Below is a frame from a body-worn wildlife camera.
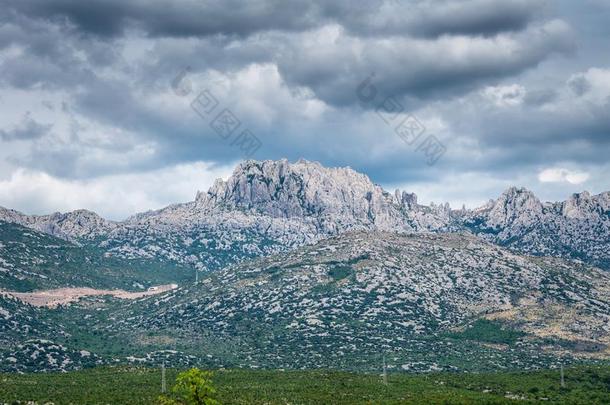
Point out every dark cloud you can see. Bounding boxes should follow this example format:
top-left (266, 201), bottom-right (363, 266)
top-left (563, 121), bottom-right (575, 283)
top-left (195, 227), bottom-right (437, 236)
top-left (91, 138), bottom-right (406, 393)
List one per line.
top-left (0, 113), bottom-right (52, 141)
top-left (6, 0), bottom-right (323, 38)
top-left (407, 0), bottom-right (543, 38)
top-left (277, 20), bottom-right (574, 107)
top-left (335, 0), bottom-right (546, 39)
top-left (0, 10), bottom-right (115, 90)
top-left (5, 0), bottom-right (546, 40)
top-left (0, 0), bottom-right (572, 104)
top-left (0, 0), bottom-right (608, 215)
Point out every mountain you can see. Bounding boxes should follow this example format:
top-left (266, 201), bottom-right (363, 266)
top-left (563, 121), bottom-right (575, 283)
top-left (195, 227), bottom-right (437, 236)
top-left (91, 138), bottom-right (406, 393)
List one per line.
top-left (462, 187), bottom-right (610, 269)
top-left (1, 159), bottom-right (609, 372)
top-left (0, 159), bottom-right (608, 272)
top-left (77, 231), bottom-right (610, 372)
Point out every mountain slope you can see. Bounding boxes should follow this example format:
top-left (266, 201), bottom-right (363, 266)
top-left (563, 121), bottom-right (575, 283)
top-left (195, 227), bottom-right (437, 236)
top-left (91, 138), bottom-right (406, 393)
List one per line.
top-left (92, 231), bottom-right (609, 371)
top-left (0, 221), bottom-right (193, 291)
top-left (0, 293), bottom-right (50, 345)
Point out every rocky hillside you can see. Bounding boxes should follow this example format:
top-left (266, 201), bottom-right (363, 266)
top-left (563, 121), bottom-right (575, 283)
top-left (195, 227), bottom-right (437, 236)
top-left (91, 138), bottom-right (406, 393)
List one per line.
top-left (1, 159), bottom-right (608, 271)
top-left (0, 295), bottom-right (104, 373)
top-left (0, 294), bottom-right (50, 345)
top-left (91, 231), bottom-right (609, 372)
top-left (0, 207), bottom-right (116, 241)
top-left (0, 221), bottom-right (193, 291)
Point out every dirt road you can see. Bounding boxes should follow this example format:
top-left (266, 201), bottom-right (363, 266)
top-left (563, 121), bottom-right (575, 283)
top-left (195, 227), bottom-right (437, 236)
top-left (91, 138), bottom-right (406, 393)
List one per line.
top-left (0, 284), bottom-right (178, 308)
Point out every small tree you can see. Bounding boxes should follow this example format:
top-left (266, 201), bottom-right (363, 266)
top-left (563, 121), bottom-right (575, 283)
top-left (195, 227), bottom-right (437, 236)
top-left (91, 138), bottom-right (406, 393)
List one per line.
top-left (158, 368), bottom-right (219, 405)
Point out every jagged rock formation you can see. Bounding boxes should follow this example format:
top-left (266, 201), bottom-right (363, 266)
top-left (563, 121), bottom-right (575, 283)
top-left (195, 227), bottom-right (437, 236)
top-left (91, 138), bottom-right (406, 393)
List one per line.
top-left (1, 159), bottom-right (609, 270)
top-left (74, 159), bottom-right (456, 270)
top-left (461, 187), bottom-right (610, 269)
top-left (197, 159), bottom-right (425, 232)
top-left (125, 159), bottom-right (454, 233)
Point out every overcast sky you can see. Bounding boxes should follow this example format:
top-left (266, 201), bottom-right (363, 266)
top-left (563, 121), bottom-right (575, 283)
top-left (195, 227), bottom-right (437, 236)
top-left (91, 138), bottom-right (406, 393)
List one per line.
top-left (0, 0), bottom-right (609, 220)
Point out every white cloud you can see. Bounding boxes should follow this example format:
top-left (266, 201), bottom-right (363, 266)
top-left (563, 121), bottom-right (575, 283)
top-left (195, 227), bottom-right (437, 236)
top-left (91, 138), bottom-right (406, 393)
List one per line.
top-left (0, 161), bottom-right (235, 220)
top-left (538, 167), bottom-right (590, 184)
top-left (481, 84), bottom-right (526, 106)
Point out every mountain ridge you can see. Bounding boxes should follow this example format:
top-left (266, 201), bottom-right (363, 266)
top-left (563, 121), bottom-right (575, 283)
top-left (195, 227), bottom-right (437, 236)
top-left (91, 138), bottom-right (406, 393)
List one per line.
top-left (1, 159), bottom-right (608, 270)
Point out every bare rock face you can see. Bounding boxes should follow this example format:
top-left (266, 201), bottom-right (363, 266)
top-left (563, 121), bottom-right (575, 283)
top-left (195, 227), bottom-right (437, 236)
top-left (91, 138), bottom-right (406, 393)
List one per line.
top-left (559, 191), bottom-right (610, 220)
top-left (485, 187), bottom-right (544, 229)
top-left (195, 159), bottom-right (415, 233)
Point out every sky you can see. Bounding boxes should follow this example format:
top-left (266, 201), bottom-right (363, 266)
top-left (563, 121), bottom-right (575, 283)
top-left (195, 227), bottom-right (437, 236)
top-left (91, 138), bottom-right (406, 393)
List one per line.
top-left (0, 0), bottom-right (609, 220)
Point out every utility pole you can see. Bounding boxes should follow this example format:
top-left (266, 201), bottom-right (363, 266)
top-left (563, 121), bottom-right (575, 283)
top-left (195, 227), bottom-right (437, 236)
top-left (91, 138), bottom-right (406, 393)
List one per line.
top-left (161, 361), bottom-right (167, 393)
top-left (560, 363), bottom-right (565, 388)
top-left (195, 268), bottom-right (199, 284)
top-left (382, 354), bottom-right (388, 386)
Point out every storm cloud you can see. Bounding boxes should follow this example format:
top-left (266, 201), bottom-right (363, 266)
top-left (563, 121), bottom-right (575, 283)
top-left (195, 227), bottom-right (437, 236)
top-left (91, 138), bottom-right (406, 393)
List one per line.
top-left (0, 0), bottom-right (608, 219)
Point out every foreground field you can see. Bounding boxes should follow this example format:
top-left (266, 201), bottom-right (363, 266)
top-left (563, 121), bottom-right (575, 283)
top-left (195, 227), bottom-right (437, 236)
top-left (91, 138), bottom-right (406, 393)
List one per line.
top-left (1, 366), bottom-right (609, 404)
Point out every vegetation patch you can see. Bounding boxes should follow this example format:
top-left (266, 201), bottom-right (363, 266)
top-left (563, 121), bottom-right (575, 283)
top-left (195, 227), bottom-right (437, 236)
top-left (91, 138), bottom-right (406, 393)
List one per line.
top-left (446, 319), bottom-right (526, 344)
top-left (1, 365), bottom-right (610, 404)
top-left (328, 265), bottom-right (353, 281)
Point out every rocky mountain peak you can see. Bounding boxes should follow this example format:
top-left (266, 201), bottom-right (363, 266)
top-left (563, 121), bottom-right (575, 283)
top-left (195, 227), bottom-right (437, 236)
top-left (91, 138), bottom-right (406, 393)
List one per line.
top-left (485, 186), bottom-right (543, 229)
top-left (0, 207), bottom-right (115, 240)
top-left (49, 209), bottom-right (116, 237)
top-left (560, 190), bottom-right (610, 219)
top-left (195, 159), bottom-right (413, 232)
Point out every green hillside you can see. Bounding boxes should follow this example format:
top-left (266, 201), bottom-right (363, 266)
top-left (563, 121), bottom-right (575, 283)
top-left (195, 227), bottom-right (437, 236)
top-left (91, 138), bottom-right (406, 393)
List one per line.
top-left (0, 221), bottom-right (194, 292)
top-left (86, 232), bottom-right (608, 372)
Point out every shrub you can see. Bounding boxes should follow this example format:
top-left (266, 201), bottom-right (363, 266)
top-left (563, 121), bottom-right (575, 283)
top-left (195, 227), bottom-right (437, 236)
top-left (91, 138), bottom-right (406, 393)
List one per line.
top-left (158, 368), bottom-right (219, 405)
